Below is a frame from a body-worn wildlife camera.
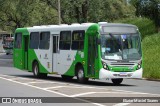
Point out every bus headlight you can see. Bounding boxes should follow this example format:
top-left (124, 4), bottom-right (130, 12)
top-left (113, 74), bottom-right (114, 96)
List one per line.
top-left (102, 61), bottom-right (109, 70)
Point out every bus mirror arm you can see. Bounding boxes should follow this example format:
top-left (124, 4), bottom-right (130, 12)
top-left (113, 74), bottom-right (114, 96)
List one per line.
top-left (97, 38), bottom-right (101, 45)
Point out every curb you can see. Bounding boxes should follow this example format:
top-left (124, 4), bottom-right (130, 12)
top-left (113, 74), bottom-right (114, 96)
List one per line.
top-left (134, 78), bottom-right (160, 82)
top-left (142, 78), bottom-right (160, 82)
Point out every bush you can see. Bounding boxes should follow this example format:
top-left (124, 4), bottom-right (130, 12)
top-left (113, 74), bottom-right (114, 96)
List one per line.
top-left (114, 17), bottom-right (157, 39)
top-left (142, 33), bottom-right (160, 79)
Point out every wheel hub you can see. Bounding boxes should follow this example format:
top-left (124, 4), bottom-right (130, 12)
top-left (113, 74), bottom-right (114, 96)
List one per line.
top-left (34, 65), bottom-right (38, 75)
top-left (78, 69), bottom-right (84, 79)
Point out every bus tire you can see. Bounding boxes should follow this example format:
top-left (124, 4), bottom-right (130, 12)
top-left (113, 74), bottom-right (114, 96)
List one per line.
top-left (77, 66), bottom-right (88, 83)
top-left (111, 78), bottom-right (123, 85)
top-left (61, 75), bottom-right (73, 80)
top-left (33, 61), bottom-right (47, 78)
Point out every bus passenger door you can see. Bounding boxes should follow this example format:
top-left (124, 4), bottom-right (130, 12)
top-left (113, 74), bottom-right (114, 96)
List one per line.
top-left (24, 36), bottom-right (29, 69)
top-left (14, 33), bottom-right (23, 69)
top-left (52, 35), bottom-right (58, 72)
top-left (87, 35), bottom-right (96, 77)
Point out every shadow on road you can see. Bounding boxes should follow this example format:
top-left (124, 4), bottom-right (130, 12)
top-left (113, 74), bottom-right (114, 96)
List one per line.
top-left (10, 74), bottom-right (135, 87)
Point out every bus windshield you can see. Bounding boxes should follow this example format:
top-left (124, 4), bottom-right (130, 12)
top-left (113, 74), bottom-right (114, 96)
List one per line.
top-left (101, 33), bottom-right (142, 60)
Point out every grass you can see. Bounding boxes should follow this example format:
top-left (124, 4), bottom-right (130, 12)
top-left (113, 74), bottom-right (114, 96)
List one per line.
top-left (142, 33), bottom-right (160, 79)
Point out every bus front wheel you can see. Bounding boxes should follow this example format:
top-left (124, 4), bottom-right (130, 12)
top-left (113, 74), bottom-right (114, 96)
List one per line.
top-left (111, 78), bottom-right (123, 85)
top-left (33, 62), bottom-right (47, 78)
top-left (77, 66), bottom-right (88, 83)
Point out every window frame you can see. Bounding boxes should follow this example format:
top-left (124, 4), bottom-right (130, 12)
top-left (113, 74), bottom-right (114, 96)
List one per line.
top-left (71, 30), bottom-right (85, 50)
top-left (29, 32), bottom-right (40, 49)
top-left (59, 31), bottom-right (71, 50)
top-left (39, 32), bottom-right (50, 50)
top-left (14, 33), bottom-right (22, 49)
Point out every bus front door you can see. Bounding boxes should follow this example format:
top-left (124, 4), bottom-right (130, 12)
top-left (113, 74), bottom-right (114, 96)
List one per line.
top-left (24, 36), bottom-right (29, 69)
top-left (87, 35), bottom-right (96, 77)
top-left (52, 35), bottom-right (58, 72)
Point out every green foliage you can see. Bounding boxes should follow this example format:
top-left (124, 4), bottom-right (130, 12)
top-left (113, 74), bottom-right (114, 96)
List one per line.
top-left (102, 0), bottom-right (135, 22)
top-left (0, 0), bottom-right (58, 32)
top-left (43, 0), bottom-right (135, 24)
top-left (0, 0), bottom-right (136, 31)
top-left (142, 33), bottom-right (160, 79)
top-left (115, 17), bottom-right (157, 39)
top-left (130, 0), bottom-right (160, 29)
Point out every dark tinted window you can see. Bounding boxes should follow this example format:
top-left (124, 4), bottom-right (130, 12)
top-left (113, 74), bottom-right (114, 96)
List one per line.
top-left (71, 30), bottom-right (85, 50)
top-left (39, 32), bottom-right (50, 49)
top-left (14, 33), bottom-right (22, 49)
top-left (53, 36), bottom-right (58, 53)
top-left (29, 32), bottom-right (39, 49)
top-left (59, 31), bottom-right (71, 50)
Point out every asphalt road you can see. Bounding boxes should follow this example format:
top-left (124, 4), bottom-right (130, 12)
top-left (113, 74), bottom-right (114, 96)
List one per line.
top-left (0, 53), bottom-right (160, 106)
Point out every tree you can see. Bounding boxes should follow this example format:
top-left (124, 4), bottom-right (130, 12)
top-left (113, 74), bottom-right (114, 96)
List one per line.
top-left (0, 0), bottom-right (136, 31)
top-left (43, 0), bottom-right (135, 24)
top-left (130, 0), bottom-right (160, 32)
top-left (0, 0), bottom-right (58, 32)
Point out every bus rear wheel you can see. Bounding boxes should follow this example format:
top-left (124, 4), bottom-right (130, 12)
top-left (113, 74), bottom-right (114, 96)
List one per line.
top-left (33, 61), bottom-right (47, 78)
top-left (111, 78), bottom-right (123, 85)
top-left (77, 66), bottom-right (88, 83)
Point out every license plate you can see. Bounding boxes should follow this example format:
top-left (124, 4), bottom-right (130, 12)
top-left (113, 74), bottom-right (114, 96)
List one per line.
top-left (119, 72), bottom-right (127, 75)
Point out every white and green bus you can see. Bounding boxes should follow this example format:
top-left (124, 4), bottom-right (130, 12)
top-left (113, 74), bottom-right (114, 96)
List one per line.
top-left (13, 22), bottom-right (142, 85)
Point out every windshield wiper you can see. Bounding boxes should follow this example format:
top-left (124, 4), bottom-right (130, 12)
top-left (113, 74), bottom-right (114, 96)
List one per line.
top-left (109, 33), bottom-right (123, 59)
top-left (109, 33), bottom-right (121, 45)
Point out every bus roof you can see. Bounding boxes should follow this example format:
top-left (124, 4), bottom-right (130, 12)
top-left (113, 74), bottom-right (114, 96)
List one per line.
top-left (15, 22), bottom-right (139, 34)
top-left (27, 23), bottom-right (96, 30)
top-left (99, 23), bottom-right (137, 28)
top-left (99, 23), bottom-right (138, 34)
top-left (15, 23), bottom-right (98, 34)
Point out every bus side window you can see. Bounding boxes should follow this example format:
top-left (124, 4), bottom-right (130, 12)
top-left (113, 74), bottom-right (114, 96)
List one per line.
top-left (39, 32), bottom-right (50, 50)
top-left (71, 30), bottom-right (85, 50)
top-left (59, 31), bottom-right (71, 50)
top-left (29, 32), bottom-right (39, 49)
top-left (14, 33), bottom-right (22, 49)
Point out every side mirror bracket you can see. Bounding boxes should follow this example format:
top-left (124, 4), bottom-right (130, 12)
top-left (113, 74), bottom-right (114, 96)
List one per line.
top-left (97, 38), bottom-right (101, 45)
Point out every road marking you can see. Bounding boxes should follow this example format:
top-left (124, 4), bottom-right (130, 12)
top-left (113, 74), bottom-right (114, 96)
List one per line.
top-left (68, 86), bottom-right (94, 88)
top-left (69, 91), bottom-right (157, 97)
top-left (26, 81), bottom-right (57, 84)
top-left (113, 103), bottom-right (130, 106)
top-left (43, 86), bottom-right (65, 90)
top-left (70, 92), bottom-right (96, 97)
top-left (0, 76), bottom-right (69, 97)
top-left (1, 74), bottom-right (160, 97)
top-left (43, 86), bottom-right (96, 90)
top-left (0, 75), bottom-right (106, 106)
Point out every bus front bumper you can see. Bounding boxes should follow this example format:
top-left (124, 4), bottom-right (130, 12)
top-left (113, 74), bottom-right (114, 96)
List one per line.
top-left (99, 68), bottom-right (143, 79)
